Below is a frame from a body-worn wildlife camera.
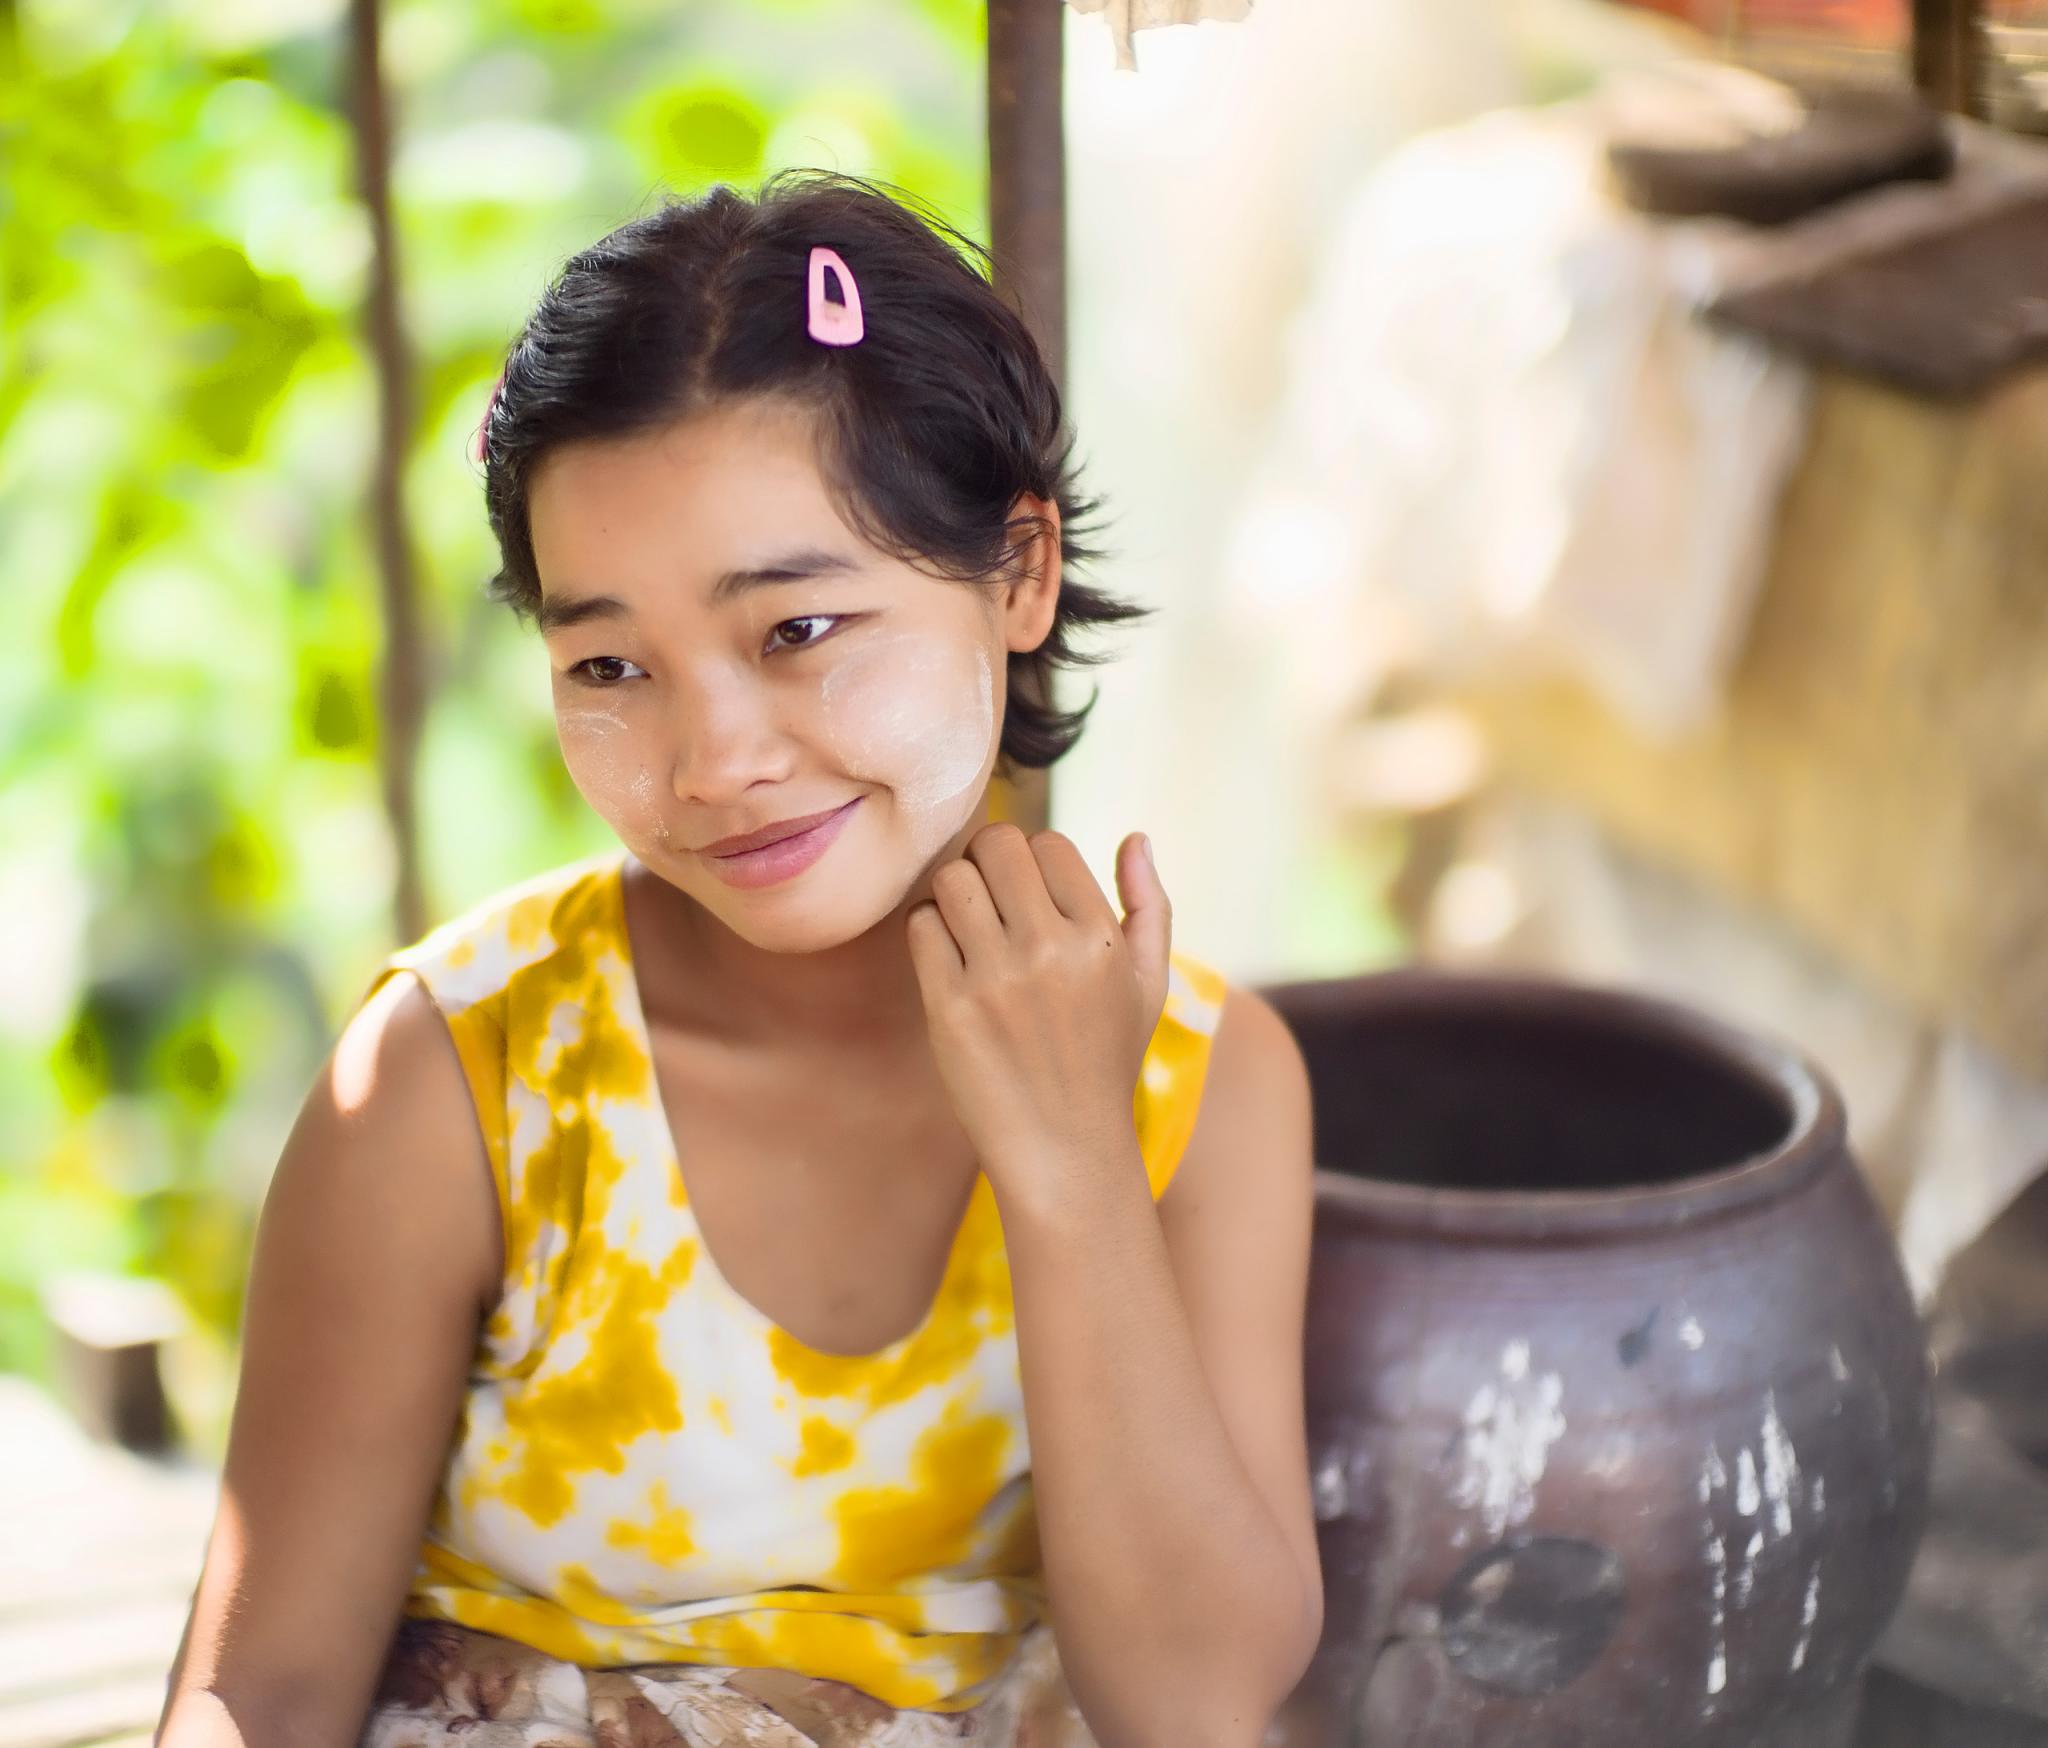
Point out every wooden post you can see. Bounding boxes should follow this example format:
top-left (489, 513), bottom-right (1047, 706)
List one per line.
top-left (348, 0), bottom-right (431, 944)
top-left (987, 0), bottom-right (1066, 838)
top-left (1913, 0), bottom-right (1986, 116)
top-left (41, 1272), bottom-right (186, 1455)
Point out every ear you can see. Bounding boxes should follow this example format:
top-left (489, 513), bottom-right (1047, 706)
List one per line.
top-left (1000, 493), bottom-right (1062, 656)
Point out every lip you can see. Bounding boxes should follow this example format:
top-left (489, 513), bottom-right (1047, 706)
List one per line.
top-left (699, 798), bottom-right (861, 890)
top-left (699, 802), bottom-right (858, 859)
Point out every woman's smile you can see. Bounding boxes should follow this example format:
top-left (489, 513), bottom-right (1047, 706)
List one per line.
top-left (698, 796), bottom-right (863, 890)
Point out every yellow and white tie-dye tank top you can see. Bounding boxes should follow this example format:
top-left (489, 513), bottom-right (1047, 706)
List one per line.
top-left (354, 847), bottom-right (1229, 1712)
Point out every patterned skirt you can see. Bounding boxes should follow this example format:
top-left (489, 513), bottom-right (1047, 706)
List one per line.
top-left (358, 1617), bottom-right (1096, 1748)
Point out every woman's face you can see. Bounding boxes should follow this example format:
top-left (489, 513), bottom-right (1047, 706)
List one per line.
top-left (527, 396), bottom-right (1051, 954)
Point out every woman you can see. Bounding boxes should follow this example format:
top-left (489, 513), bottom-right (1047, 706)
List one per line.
top-left (156, 169), bottom-right (1321, 1748)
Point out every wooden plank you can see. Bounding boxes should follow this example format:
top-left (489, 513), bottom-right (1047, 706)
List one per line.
top-left (0, 1555), bottom-right (204, 1627)
top-left (0, 1378), bottom-right (210, 1747)
top-left (0, 1596), bottom-right (192, 1709)
top-left (0, 1676), bottom-right (174, 1748)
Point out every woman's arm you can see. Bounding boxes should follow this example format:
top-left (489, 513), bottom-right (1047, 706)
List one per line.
top-left (156, 973), bottom-right (502, 1748)
top-left (994, 985), bottom-right (1323, 1748)
top-left (905, 823), bottom-right (1321, 1748)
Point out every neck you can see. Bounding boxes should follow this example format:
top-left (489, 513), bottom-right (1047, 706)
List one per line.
top-left (629, 785), bottom-right (1004, 1054)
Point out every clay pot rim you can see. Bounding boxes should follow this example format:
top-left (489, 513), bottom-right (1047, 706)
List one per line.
top-left (1289, 966), bottom-right (1846, 1240)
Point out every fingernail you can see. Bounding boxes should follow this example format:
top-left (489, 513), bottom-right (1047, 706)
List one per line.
top-left (1139, 833), bottom-right (1154, 871)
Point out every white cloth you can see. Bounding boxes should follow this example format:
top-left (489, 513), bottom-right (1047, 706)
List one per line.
top-left (1065, 0), bottom-right (1254, 73)
top-left (1228, 78), bottom-right (1815, 740)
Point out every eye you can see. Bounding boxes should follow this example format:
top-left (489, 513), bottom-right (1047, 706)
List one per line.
top-left (567, 656), bottom-right (648, 687)
top-left (767, 614), bottom-right (849, 655)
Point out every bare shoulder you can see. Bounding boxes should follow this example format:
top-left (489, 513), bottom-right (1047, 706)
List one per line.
top-left (326, 969), bottom-right (505, 1314)
top-left (1162, 983), bottom-right (1314, 1212)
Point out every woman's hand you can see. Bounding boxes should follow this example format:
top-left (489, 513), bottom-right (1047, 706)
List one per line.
top-left (905, 823), bottom-right (1172, 1201)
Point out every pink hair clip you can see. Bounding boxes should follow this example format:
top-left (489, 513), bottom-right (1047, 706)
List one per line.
top-left (806, 246), bottom-right (864, 346)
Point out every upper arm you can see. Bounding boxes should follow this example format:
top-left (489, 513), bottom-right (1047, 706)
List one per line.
top-left (1156, 984), bottom-right (1322, 1651)
top-left (159, 971), bottom-right (502, 1745)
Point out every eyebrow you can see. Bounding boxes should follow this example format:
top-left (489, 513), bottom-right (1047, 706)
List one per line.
top-left (536, 548), bottom-right (862, 634)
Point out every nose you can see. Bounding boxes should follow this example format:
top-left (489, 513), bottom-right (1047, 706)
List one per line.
top-left (666, 665), bottom-right (794, 807)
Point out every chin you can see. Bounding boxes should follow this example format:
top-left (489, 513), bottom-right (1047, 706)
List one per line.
top-left (635, 841), bottom-right (911, 952)
top-left (725, 888), bottom-right (913, 956)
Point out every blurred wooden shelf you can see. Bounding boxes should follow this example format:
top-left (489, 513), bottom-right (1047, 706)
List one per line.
top-left (1452, 363), bottom-right (2048, 1080)
top-left (0, 1377), bottom-right (214, 1748)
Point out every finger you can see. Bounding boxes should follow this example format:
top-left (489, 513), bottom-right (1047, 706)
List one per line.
top-left (1028, 832), bottom-right (1120, 931)
top-left (1114, 832), bottom-right (1173, 1024)
top-left (905, 898), bottom-right (965, 985)
top-left (930, 856), bottom-right (1007, 963)
top-left (962, 822), bottom-right (1062, 935)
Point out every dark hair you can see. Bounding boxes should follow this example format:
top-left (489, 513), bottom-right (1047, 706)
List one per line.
top-left (479, 168), bottom-right (1151, 775)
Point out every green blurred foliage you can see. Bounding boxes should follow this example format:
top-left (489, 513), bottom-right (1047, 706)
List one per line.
top-left (0, 0), bottom-right (986, 1415)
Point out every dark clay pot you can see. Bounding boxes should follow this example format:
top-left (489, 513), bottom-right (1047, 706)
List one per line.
top-left (1258, 969), bottom-right (1933, 1748)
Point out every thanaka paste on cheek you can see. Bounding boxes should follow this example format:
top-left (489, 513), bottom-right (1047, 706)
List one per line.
top-left (557, 706), bottom-right (672, 852)
top-left (818, 632), bottom-right (995, 864)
